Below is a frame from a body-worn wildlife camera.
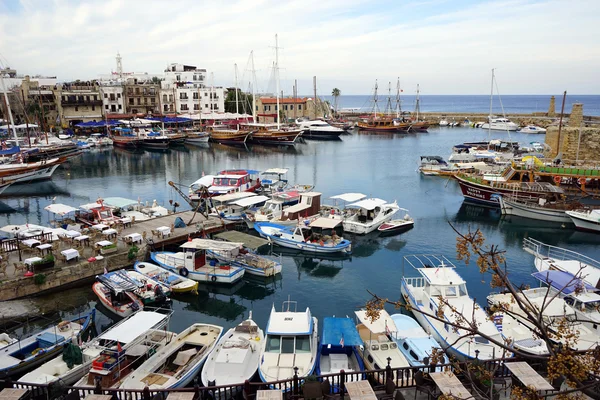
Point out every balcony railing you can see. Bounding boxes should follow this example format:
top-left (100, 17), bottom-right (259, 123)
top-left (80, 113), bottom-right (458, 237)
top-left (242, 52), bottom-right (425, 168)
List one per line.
top-left (61, 99), bottom-right (103, 106)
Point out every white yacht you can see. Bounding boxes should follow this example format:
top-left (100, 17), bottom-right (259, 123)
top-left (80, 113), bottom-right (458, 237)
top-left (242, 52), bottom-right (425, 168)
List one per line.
top-left (490, 311), bottom-right (548, 356)
top-left (258, 299), bottom-right (318, 383)
top-left (295, 119), bottom-right (344, 139)
top-left (518, 125), bottom-right (546, 134)
top-left (481, 116), bottom-right (519, 131)
top-left (209, 192), bottom-right (269, 222)
top-left (566, 209), bottom-right (600, 233)
top-left (330, 193), bottom-right (399, 234)
top-left (401, 255), bottom-right (504, 360)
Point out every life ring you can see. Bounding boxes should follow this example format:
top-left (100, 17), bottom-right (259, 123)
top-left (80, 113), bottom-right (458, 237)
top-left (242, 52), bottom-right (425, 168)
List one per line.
top-left (179, 267), bottom-right (189, 277)
top-left (211, 275), bottom-right (217, 282)
top-left (579, 178), bottom-right (586, 185)
top-left (553, 176), bottom-right (561, 184)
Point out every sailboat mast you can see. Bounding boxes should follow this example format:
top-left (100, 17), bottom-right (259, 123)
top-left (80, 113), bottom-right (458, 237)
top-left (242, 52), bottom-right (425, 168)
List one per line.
top-left (488, 68), bottom-right (494, 143)
top-left (275, 34), bottom-right (280, 129)
top-left (373, 80), bottom-right (378, 119)
top-left (293, 79), bottom-right (297, 120)
top-left (416, 84), bottom-right (420, 121)
top-left (0, 76), bottom-right (18, 142)
top-left (395, 78), bottom-right (401, 118)
top-left (234, 63), bottom-right (239, 115)
top-left (251, 51), bottom-right (257, 123)
top-left (313, 76), bottom-right (317, 120)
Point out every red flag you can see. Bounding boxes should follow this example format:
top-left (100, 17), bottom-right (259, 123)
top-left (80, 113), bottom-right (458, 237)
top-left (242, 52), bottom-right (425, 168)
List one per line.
top-left (117, 342), bottom-right (122, 352)
top-left (339, 335), bottom-right (344, 348)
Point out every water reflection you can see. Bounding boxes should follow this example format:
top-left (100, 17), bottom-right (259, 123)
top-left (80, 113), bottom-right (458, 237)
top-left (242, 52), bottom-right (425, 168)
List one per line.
top-left (177, 289), bottom-right (247, 321)
top-left (1, 181), bottom-right (69, 198)
top-left (294, 257), bottom-right (344, 279)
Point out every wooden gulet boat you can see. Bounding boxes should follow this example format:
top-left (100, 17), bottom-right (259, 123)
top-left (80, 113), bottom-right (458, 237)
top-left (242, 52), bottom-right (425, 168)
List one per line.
top-left (208, 128), bottom-right (251, 145)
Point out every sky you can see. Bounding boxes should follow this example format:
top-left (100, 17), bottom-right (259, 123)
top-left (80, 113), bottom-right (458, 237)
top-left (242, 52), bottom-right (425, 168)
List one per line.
top-left (0, 0), bottom-right (599, 95)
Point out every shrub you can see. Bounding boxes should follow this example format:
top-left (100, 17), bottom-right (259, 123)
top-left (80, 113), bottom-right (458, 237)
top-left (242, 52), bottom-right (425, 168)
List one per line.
top-left (34, 273), bottom-right (46, 285)
top-left (127, 245), bottom-right (139, 261)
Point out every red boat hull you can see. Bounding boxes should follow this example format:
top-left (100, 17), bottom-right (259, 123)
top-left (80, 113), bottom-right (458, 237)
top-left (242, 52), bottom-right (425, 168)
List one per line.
top-left (455, 175), bottom-right (552, 206)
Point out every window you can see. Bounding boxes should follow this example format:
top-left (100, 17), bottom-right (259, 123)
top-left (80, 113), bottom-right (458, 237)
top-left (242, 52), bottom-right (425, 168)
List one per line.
top-left (409, 350), bottom-right (418, 360)
top-left (263, 106), bottom-right (267, 112)
top-left (104, 93), bottom-right (108, 98)
top-left (181, 104), bottom-right (188, 111)
top-left (193, 104), bottom-right (199, 110)
top-left (135, 88), bottom-right (140, 95)
top-left (284, 105), bottom-right (288, 111)
top-left (473, 336), bottom-right (489, 344)
top-left (193, 92), bottom-right (199, 99)
top-left (137, 98), bottom-right (141, 105)
top-left (144, 98), bottom-right (148, 105)
top-left (281, 337), bottom-right (295, 354)
top-left (367, 355), bottom-right (374, 363)
top-left (151, 98), bottom-right (155, 104)
top-left (91, 105), bottom-right (95, 111)
top-left (176, 75), bottom-right (181, 81)
top-left (444, 323), bottom-right (449, 332)
top-left (111, 105), bottom-right (116, 112)
top-left (143, 88), bottom-right (147, 95)
top-left (164, 105), bottom-right (168, 112)
top-left (118, 105), bottom-right (122, 110)
top-left (75, 106), bottom-right (78, 111)
top-left (169, 95), bottom-right (173, 102)
top-left (193, 75), bottom-right (197, 81)
top-left (129, 98), bottom-right (134, 105)
top-left (298, 105), bottom-right (302, 110)
top-left (163, 94), bottom-right (167, 102)
top-left (445, 286), bottom-right (457, 297)
top-left (117, 93), bottom-right (121, 98)
top-left (110, 94), bottom-right (115, 101)
top-left (459, 284), bottom-right (467, 296)
top-left (204, 92), bottom-right (208, 97)
top-left (105, 105), bottom-right (109, 110)
top-left (295, 336), bottom-right (311, 353)
top-left (205, 104), bottom-right (209, 108)
top-left (150, 88), bottom-right (155, 95)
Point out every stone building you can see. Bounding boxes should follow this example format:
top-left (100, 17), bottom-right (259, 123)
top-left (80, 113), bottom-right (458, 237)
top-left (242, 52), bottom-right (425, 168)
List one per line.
top-left (20, 76), bottom-right (59, 129)
top-left (56, 81), bottom-right (102, 127)
top-left (123, 78), bottom-right (159, 115)
top-left (544, 103), bottom-right (600, 161)
top-left (255, 97), bottom-right (315, 123)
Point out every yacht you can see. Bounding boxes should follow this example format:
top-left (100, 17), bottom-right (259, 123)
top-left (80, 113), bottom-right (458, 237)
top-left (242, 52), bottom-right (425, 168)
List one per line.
top-left (481, 116), bottom-right (519, 131)
top-left (296, 119), bottom-right (344, 139)
top-left (518, 125), bottom-right (546, 134)
top-left (258, 298), bottom-right (318, 384)
top-left (566, 209), bottom-right (600, 233)
top-left (400, 255), bottom-right (504, 360)
top-left (330, 193), bottom-right (400, 234)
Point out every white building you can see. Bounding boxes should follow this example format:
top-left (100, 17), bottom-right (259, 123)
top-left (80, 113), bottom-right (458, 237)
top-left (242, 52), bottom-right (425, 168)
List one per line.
top-left (99, 83), bottom-right (125, 115)
top-left (161, 63), bottom-right (225, 115)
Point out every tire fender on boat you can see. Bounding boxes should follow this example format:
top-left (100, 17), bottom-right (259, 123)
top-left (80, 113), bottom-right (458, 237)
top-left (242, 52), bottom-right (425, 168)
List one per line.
top-left (211, 275), bottom-right (217, 282)
top-left (553, 176), bottom-right (561, 184)
top-left (179, 267), bottom-right (189, 277)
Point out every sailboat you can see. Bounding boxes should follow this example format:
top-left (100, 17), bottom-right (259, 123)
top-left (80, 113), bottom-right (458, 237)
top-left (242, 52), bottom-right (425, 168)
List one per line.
top-left (357, 81), bottom-right (403, 132)
top-left (480, 69), bottom-right (518, 132)
top-left (409, 84), bottom-right (430, 131)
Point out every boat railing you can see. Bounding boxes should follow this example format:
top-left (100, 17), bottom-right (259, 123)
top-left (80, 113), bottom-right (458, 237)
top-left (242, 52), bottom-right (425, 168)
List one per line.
top-left (523, 237), bottom-right (600, 269)
top-left (4, 357), bottom-right (520, 400)
top-left (403, 254), bottom-right (457, 270)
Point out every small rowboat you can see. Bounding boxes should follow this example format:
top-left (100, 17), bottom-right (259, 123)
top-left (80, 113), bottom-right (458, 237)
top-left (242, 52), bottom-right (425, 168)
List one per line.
top-left (377, 210), bottom-right (414, 235)
top-left (133, 261), bottom-right (198, 294)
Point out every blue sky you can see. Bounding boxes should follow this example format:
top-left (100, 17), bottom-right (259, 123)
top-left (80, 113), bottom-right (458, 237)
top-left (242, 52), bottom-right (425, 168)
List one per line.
top-left (1, 0), bottom-right (599, 95)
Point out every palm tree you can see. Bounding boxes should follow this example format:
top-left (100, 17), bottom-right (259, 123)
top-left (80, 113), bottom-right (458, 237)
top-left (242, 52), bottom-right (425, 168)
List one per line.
top-left (331, 88), bottom-right (341, 116)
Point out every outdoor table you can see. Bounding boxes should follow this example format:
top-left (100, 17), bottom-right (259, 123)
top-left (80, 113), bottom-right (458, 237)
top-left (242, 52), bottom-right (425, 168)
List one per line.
top-left (345, 380), bottom-right (377, 400)
top-left (36, 243), bottom-right (53, 255)
top-left (0, 388), bottom-right (31, 400)
top-left (125, 233), bottom-right (143, 244)
top-left (102, 228), bottom-right (118, 238)
top-left (166, 394), bottom-right (195, 400)
top-left (61, 248), bottom-right (80, 261)
top-left (256, 390), bottom-right (283, 400)
top-left (430, 371), bottom-right (473, 399)
top-left (83, 395), bottom-right (113, 400)
top-left (506, 362), bottom-right (554, 391)
top-left (95, 240), bottom-right (113, 248)
top-left (74, 235), bottom-right (90, 246)
top-left (24, 257), bottom-right (42, 267)
top-left (64, 230), bottom-right (81, 238)
top-left (22, 239), bottom-right (41, 248)
top-left (120, 217), bottom-right (132, 227)
top-left (156, 226), bottom-right (171, 237)
top-left (92, 224), bottom-right (109, 231)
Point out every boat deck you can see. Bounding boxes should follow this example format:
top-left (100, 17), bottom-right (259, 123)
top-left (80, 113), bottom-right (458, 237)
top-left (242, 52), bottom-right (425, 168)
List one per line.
top-left (214, 231), bottom-right (269, 251)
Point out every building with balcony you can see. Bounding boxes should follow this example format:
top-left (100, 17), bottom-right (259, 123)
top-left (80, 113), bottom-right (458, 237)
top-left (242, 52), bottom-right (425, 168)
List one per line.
top-left (99, 84), bottom-right (125, 115)
top-left (255, 97), bottom-right (315, 123)
top-left (55, 81), bottom-right (102, 127)
top-left (123, 77), bottom-right (160, 115)
top-left (20, 76), bottom-right (59, 129)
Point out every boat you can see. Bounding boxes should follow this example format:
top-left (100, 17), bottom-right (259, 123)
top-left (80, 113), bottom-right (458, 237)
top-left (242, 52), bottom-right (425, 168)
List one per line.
top-left (518, 125), bottom-right (546, 134)
top-left (295, 120), bottom-right (343, 139)
top-left (481, 116), bottom-right (519, 131)
top-left (377, 210), bottom-right (414, 235)
top-left (166, 131), bottom-right (187, 146)
top-left (566, 209), bottom-right (600, 233)
top-left (151, 239), bottom-right (246, 284)
top-left (92, 275), bottom-right (144, 318)
top-left (417, 156), bottom-right (479, 176)
top-left (0, 310), bottom-right (95, 379)
top-left (357, 81), bottom-right (408, 132)
top-left (190, 169), bottom-right (261, 199)
top-left (133, 261), bottom-right (198, 294)
top-left (208, 127), bottom-right (250, 145)
top-left (258, 298), bottom-right (318, 383)
top-left (316, 317), bottom-right (365, 378)
top-left (0, 157), bottom-right (65, 184)
top-left (522, 237), bottom-right (600, 288)
top-left (200, 315), bottom-right (263, 388)
top-left (330, 193), bottom-right (400, 234)
top-left (202, 239), bottom-right (282, 277)
top-left (400, 255), bottom-right (504, 360)
top-left (110, 128), bottom-right (143, 148)
top-left (120, 323), bottom-right (223, 390)
top-left (245, 191), bottom-right (322, 229)
top-left (209, 192), bottom-right (269, 221)
top-left (354, 310), bottom-right (410, 379)
top-left (259, 168), bottom-right (290, 193)
top-left (88, 133), bottom-right (113, 147)
top-left (185, 131), bottom-right (210, 144)
top-left (0, 333), bottom-right (16, 350)
top-left (18, 311), bottom-right (171, 386)
top-left (407, 84), bottom-right (429, 132)
top-left (489, 311), bottom-right (548, 356)
top-left (246, 124), bottom-right (303, 145)
top-left (389, 313), bottom-right (449, 368)
top-left (438, 118), bottom-right (449, 127)
top-left (138, 131), bottom-right (170, 149)
top-left (497, 193), bottom-right (584, 224)
top-left (255, 218), bottom-right (352, 254)
top-left (114, 269), bottom-right (172, 304)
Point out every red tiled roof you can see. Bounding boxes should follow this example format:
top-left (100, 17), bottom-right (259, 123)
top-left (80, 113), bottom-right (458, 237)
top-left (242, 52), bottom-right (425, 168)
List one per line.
top-left (260, 97), bottom-right (307, 105)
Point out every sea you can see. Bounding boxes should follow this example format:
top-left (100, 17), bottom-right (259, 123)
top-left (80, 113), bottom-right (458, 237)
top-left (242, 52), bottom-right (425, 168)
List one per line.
top-left (2, 126), bottom-right (600, 343)
top-left (320, 94), bottom-right (600, 116)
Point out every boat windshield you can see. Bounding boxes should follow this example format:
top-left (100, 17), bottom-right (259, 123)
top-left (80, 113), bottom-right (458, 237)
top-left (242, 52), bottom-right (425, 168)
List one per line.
top-left (213, 178), bottom-right (240, 186)
top-left (265, 334), bottom-right (311, 353)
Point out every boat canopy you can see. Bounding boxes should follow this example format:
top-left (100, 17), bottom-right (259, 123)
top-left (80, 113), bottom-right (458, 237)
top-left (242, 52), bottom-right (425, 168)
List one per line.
top-left (348, 198), bottom-right (386, 210)
top-left (97, 271), bottom-right (140, 293)
top-left (262, 168), bottom-right (289, 175)
top-left (355, 309), bottom-right (397, 335)
top-left (283, 203), bottom-right (311, 214)
top-left (99, 311), bottom-right (168, 344)
top-left (103, 197), bottom-right (139, 208)
top-left (213, 192), bottom-right (256, 203)
top-left (532, 270), bottom-right (597, 295)
top-left (181, 238), bottom-right (243, 251)
top-left (190, 175), bottom-right (215, 189)
top-left (331, 193), bottom-right (366, 202)
top-left (322, 317), bottom-right (362, 346)
top-left (79, 202), bottom-right (113, 211)
top-left (309, 218), bottom-right (343, 229)
top-left (233, 195), bottom-right (270, 207)
top-left (44, 203), bottom-right (78, 216)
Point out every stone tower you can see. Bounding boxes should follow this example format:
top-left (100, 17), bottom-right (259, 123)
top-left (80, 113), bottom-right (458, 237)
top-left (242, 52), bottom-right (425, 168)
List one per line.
top-left (116, 52), bottom-right (123, 79)
top-left (547, 96), bottom-right (556, 117)
top-left (568, 103), bottom-right (583, 127)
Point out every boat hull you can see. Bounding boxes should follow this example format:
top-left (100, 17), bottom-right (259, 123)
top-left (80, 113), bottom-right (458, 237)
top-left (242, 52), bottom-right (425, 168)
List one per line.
top-left (209, 131), bottom-right (249, 145)
top-left (499, 197), bottom-right (573, 223)
top-left (249, 131), bottom-right (301, 145)
top-left (377, 221), bottom-right (414, 235)
top-left (0, 160), bottom-right (63, 184)
top-left (92, 282), bottom-right (143, 318)
top-left (455, 175), bottom-right (550, 206)
top-left (141, 138), bottom-right (170, 149)
top-left (566, 212), bottom-right (600, 233)
top-left (301, 130), bottom-right (343, 140)
top-left (112, 138), bottom-right (141, 149)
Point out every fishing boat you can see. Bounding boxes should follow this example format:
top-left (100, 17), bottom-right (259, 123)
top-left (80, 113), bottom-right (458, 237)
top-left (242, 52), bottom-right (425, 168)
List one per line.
top-left (208, 127), bottom-right (250, 145)
top-left (489, 311), bottom-right (548, 356)
top-left (92, 275), bottom-right (144, 318)
top-left (566, 209), bottom-right (600, 233)
top-left (354, 310), bottom-right (410, 380)
top-left (0, 310), bottom-right (95, 379)
top-left (0, 157), bottom-right (65, 184)
top-left (245, 191), bottom-right (321, 229)
top-left (209, 192), bottom-right (269, 221)
top-left (18, 311), bottom-right (171, 386)
top-left (151, 239), bottom-right (245, 284)
top-left (185, 131), bottom-right (210, 144)
top-left (200, 315), bottom-right (263, 388)
top-left (497, 194), bottom-right (579, 223)
top-left (389, 314), bottom-right (449, 368)
top-left (139, 131), bottom-right (170, 149)
top-left (203, 239), bottom-right (282, 277)
top-left (117, 269), bottom-right (172, 304)
top-left (133, 261), bottom-right (198, 294)
top-left (255, 218), bottom-right (352, 254)
top-left (259, 298), bottom-right (318, 383)
top-left (330, 193), bottom-right (400, 234)
top-left (518, 125), bottom-right (546, 134)
top-left (110, 128), bottom-right (142, 148)
top-left (316, 317), bottom-right (365, 378)
top-left (401, 255), bottom-right (504, 360)
top-left (295, 120), bottom-right (343, 139)
top-left (190, 169), bottom-right (261, 199)
top-left (120, 323), bottom-right (222, 390)
top-left (377, 210), bottom-right (414, 235)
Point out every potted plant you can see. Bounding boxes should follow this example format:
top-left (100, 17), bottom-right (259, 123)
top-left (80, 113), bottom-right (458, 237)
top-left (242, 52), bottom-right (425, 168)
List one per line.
top-left (100, 243), bottom-right (118, 255)
top-left (33, 254), bottom-right (55, 270)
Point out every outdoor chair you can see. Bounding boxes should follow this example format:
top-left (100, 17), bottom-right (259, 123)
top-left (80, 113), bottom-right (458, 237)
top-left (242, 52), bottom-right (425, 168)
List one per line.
top-left (414, 371), bottom-right (438, 400)
top-left (319, 379), bottom-right (337, 399)
top-left (13, 262), bottom-right (27, 274)
top-left (131, 216), bottom-right (136, 224)
top-left (302, 381), bottom-right (328, 400)
top-left (57, 253), bottom-right (67, 263)
top-left (376, 378), bottom-right (396, 400)
top-left (0, 262), bottom-right (7, 277)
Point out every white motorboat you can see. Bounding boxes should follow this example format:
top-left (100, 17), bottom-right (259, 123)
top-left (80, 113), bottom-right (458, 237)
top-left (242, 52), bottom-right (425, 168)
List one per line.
top-left (18, 311), bottom-right (171, 386)
top-left (316, 317), bottom-right (365, 377)
top-left (205, 241), bottom-right (282, 277)
top-left (518, 125), bottom-right (546, 134)
top-left (255, 219), bottom-right (352, 254)
top-left (354, 310), bottom-right (410, 381)
top-left (401, 255), bottom-right (504, 360)
top-left (118, 269), bottom-right (172, 303)
top-left (121, 323), bottom-right (222, 390)
top-left (481, 116), bottom-right (519, 131)
top-left (330, 193), bottom-right (400, 234)
top-left (389, 314), bottom-right (449, 368)
top-left (201, 315), bottom-right (263, 388)
top-left (377, 210), bottom-right (414, 235)
top-left (209, 192), bottom-right (269, 221)
top-left (295, 119), bottom-right (344, 139)
top-left (566, 209), bottom-right (600, 233)
top-left (185, 131), bottom-right (210, 144)
top-left (259, 298), bottom-right (318, 383)
top-left (151, 239), bottom-right (245, 284)
top-left (523, 237), bottom-right (600, 288)
top-left (260, 168), bottom-right (290, 193)
top-left (438, 118), bottom-right (449, 127)
top-left (497, 194), bottom-right (575, 224)
top-left (133, 261), bottom-right (198, 294)
top-left (490, 312), bottom-right (548, 356)
top-left (245, 191), bottom-right (321, 229)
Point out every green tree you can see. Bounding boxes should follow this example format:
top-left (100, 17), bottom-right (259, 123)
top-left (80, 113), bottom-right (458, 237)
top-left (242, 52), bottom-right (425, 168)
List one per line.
top-left (224, 89), bottom-right (253, 115)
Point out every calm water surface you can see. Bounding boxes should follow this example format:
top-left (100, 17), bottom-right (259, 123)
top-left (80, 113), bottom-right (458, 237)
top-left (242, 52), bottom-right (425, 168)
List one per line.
top-left (2, 127), bottom-right (600, 335)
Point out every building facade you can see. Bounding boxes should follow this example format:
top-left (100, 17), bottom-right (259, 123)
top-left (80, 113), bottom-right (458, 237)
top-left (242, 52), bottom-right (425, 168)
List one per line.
top-left (21, 76), bottom-right (59, 129)
top-left (123, 78), bottom-right (159, 115)
top-left (255, 97), bottom-right (314, 123)
top-left (99, 84), bottom-right (125, 115)
top-left (56, 81), bottom-right (103, 127)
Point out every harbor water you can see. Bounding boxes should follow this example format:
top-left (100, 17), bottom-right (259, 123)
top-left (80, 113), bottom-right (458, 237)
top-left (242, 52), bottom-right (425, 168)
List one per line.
top-left (2, 127), bottom-right (600, 337)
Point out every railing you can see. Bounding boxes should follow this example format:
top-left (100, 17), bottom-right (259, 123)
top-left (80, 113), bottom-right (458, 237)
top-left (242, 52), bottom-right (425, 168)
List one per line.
top-left (62, 99), bottom-right (103, 106)
top-left (2, 358), bottom-right (517, 400)
top-left (523, 237), bottom-right (600, 269)
top-left (0, 232), bottom-right (54, 254)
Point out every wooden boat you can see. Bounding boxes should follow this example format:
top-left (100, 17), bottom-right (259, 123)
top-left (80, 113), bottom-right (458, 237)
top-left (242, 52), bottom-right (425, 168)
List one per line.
top-left (0, 157), bottom-right (65, 183)
top-left (409, 121), bottom-right (430, 131)
top-left (121, 323), bottom-right (223, 390)
top-left (166, 132), bottom-right (187, 146)
top-left (205, 240), bottom-right (282, 277)
top-left (185, 131), bottom-right (210, 144)
top-left (201, 315), bottom-right (263, 388)
top-left (208, 128), bottom-right (250, 145)
top-left (18, 311), bottom-right (171, 386)
top-left (316, 317), bottom-right (365, 377)
top-left (357, 117), bottom-right (402, 132)
top-left (377, 211), bottom-right (414, 235)
top-left (133, 261), bottom-right (198, 294)
top-left (92, 276), bottom-right (144, 318)
top-left (0, 310), bottom-right (95, 379)
top-left (111, 135), bottom-right (142, 149)
top-left (248, 129), bottom-right (302, 145)
top-left (497, 194), bottom-right (583, 223)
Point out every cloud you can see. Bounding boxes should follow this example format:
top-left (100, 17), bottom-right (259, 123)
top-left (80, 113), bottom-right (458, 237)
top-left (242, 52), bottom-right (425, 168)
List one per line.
top-left (0, 0), bottom-right (599, 94)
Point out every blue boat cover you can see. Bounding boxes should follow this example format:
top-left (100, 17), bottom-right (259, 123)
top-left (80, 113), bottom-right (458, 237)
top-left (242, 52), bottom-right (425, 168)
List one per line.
top-left (322, 317), bottom-right (362, 346)
top-left (0, 146), bottom-right (20, 155)
top-left (531, 270), bottom-right (596, 294)
top-left (38, 332), bottom-right (65, 346)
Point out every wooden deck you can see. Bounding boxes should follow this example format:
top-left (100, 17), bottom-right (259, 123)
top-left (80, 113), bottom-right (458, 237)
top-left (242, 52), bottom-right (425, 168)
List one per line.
top-left (213, 230), bottom-right (269, 251)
